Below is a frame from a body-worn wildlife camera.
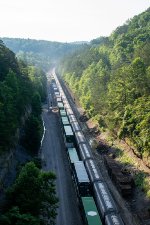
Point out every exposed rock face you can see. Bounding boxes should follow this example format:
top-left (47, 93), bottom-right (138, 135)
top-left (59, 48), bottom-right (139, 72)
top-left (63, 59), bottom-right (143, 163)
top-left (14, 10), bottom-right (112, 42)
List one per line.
top-left (0, 146), bottom-right (32, 210)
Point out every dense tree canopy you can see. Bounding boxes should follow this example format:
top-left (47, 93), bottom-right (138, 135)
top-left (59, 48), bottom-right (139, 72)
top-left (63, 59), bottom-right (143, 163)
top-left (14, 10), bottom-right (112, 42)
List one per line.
top-left (1, 38), bottom-right (87, 71)
top-left (58, 7), bottom-right (150, 164)
top-left (0, 162), bottom-right (58, 225)
top-left (0, 41), bottom-right (46, 153)
top-left (0, 38), bottom-right (58, 225)
top-left (0, 41), bottom-right (19, 81)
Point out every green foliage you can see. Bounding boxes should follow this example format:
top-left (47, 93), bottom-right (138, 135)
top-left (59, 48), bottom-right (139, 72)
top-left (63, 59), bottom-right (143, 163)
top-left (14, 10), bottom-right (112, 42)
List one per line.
top-left (0, 162), bottom-right (58, 225)
top-left (0, 41), bottom-right (46, 153)
top-left (1, 38), bottom-right (86, 71)
top-left (90, 36), bottom-right (109, 46)
top-left (58, 7), bottom-right (150, 161)
top-left (0, 69), bottom-right (31, 151)
top-left (59, 46), bottom-right (102, 78)
top-left (21, 115), bottom-right (43, 153)
top-left (134, 171), bottom-right (150, 198)
top-left (0, 40), bottom-right (19, 81)
top-left (27, 66), bottom-right (47, 101)
top-left (92, 114), bottom-right (106, 129)
top-left (0, 207), bottom-right (40, 225)
top-left (31, 92), bottom-right (42, 117)
top-left (119, 97), bottom-right (150, 156)
top-left (116, 147), bottom-right (150, 197)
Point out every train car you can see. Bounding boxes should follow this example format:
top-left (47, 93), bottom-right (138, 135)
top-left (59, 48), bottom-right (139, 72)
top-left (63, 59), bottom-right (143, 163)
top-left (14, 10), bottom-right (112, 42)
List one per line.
top-left (67, 147), bottom-right (80, 166)
top-left (78, 143), bottom-right (93, 161)
top-left (61, 95), bottom-right (67, 101)
top-left (51, 77), bottom-right (55, 84)
top-left (75, 131), bottom-right (86, 145)
top-left (54, 91), bottom-right (60, 97)
top-left (54, 87), bottom-right (58, 92)
top-left (53, 87), bottom-right (58, 92)
top-left (67, 108), bottom-right (74, 116)
top-left (93, 181), bottom-right (118, 221)
top-left (85, 159), bottom-right (103, 183)
top-left (71, 121), bottom-right (82, 133)
top-left (63, 101), bottom-right (70, 108)
top-left (63, 125), bottom-right (75, 148)
top-left (60, 109), bottom-right (67, 117)
top-left (57, 102), bottom-right (64, 110)
top-left (65, 106), bottom-right (73, 114)
top-left (61, 116), bottom-right (70, 126)
top-left (105, 213), bottom-right (124, 225)
top-left (68, 114), bottom-right (77, 123)
top-left (52, 83), bottom-right (57, 88)
top-left (63, 102), bottom-right (69, 110)
top-left (56, 97), bottom-right (62, 102)
top-left (81, 196), bottom-right (102, 225)
top-left (72, 161), bottom-right (92, 197)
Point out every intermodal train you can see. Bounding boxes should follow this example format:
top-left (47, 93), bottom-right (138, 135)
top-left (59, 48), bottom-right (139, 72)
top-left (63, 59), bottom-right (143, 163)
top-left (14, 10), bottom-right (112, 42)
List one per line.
top-left (50, 71), bottom-right (125, 225)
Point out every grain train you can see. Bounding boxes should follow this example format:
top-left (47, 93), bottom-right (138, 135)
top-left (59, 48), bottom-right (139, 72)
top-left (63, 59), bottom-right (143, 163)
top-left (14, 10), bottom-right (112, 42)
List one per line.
top-left (50, 71), bottom-right (125, 225)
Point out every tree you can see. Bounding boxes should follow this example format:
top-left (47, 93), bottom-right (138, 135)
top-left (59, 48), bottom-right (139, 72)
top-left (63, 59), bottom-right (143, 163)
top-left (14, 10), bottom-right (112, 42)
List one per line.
top-left (21, 115), bottom-right (43, 153)
top-left (58, 7), bottom-right (150, 160)
top-left (0, 41), bottom-right (46, 152)
top-left (0, 41), bottom-right (19, 81)
top-left (6, 162), bottom-right (58, 224)
top-left (31, 92), bottom-right (42, 117)
top-left (0, 207), bottom-right (40, 225)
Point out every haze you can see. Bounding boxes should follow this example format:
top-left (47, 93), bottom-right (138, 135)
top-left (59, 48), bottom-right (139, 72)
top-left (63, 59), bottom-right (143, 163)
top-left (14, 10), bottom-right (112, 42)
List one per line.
top-left (0, 0), bottom-right (149, 42)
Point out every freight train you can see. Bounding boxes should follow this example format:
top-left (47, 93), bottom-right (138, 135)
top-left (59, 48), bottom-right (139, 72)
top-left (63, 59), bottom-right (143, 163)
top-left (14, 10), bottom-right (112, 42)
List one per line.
top-left (50, 71), bottom-right (125, 225)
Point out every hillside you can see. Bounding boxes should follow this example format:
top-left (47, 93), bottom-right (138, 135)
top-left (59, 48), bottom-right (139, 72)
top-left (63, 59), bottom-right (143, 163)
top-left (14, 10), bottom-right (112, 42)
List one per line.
top-left (0, 40), bottom-right (46, 152)
top-left (0, 38), bottom-right (87, 71)
top-left (58, 8), bottom-right (150, 169)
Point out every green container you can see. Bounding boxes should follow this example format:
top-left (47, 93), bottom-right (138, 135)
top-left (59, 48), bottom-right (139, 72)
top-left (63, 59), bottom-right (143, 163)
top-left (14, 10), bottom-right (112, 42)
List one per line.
top-left (68, 148), bottom-right (79, 163)
top-left (81, 197), bottom-right (102, 225)
top-left (61, 116), bottom-right (70, 125)
top-left (63, 125), bottom-right (75, 147)
top-left (64, 125), bottom-right (73, 136)
top-left (58, 102), bottom-right (64, 110)
top-left (60, 110), bottom-right (67, 117)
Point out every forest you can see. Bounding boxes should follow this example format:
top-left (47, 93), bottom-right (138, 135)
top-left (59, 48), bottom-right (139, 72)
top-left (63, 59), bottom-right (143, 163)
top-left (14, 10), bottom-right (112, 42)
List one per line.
top-left (0, 40), bottom-right (47, 153)
top-left (58, 8), bottom-right (150, 165)
top-left (0, 40), bottom-right (59, 224)
top-left (0, 38), bottom-right (86, 71)
top-left (0, 161), bottom-right (58, 225)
